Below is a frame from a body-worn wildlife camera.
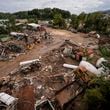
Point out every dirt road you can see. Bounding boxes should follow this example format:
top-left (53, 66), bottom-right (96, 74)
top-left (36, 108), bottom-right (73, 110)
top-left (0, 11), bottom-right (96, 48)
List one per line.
top-left (0, 28), bottom-right (93, 77)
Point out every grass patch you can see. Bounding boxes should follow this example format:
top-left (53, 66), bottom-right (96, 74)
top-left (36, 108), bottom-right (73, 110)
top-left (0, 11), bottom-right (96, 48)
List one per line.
top-left (99, 46), bottom-right (110, 58)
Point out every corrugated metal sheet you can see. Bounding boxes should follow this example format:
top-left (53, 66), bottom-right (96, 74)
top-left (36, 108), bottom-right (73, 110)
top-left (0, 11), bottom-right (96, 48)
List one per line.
top-left (0, 92), bottom-right (16, 106)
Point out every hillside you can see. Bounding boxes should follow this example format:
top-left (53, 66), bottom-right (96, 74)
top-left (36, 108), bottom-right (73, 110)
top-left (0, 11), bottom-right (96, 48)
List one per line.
top-left (101, 9), bottom-right (110, 15)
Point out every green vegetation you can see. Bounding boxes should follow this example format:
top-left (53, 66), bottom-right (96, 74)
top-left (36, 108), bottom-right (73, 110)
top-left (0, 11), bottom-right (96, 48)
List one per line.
top-left (0, 13), bottom-right (15, 34)
top-left (0, 8), bottom-right (110, 110)
top-left (0, 8), bottom-right (109, 34)
top-left (53, 13), bottom-right (67, 29)
top-left (70, 14), bottom-right (78, 29)
top-left (0, 34), bottom-right (10, 38)
top-left (0, 34), bottom-right (11, 42)
top-left (83, 78), bottom-right (110, 110)
top-left (28, 18), bottom-right (38, 23)
top-left (70, 12), bottom-right (110, 35)
top-left (99, 46), bottom-right (110, 58)
top-left (13, 8), bottom-right (71, 20)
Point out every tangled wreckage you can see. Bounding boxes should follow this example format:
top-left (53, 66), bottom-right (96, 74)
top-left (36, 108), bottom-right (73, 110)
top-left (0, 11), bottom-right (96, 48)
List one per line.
top-left (0, 28), bottom-right (110, 110)
top-left (0, 25), bottom-right (52, 61)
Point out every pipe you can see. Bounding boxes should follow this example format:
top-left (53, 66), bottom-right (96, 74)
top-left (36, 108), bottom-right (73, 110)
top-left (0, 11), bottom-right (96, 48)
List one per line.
top-left (20, 59), bottom-right (40, 66)
top-left (63, 64), bottom-right (78, 69)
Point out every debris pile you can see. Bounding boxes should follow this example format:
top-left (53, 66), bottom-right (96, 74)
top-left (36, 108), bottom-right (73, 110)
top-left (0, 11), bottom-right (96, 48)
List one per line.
top-left (0, 27), bottom-right (53, 61)
top-left (0, 92), bottom-right (18, 110)
top-left (0, 42), bottom-right (25, 61)
top-left (0, 28), bottom-right (110, 110)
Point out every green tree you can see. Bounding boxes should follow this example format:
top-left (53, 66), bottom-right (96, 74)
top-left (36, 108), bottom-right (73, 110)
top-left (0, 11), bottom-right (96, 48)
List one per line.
top-left (52, 8), bottom-right (71, 19)
top-left (70, 14), bottom-right (78, 29)
top-left (53, 13), bottom-right (67, 28)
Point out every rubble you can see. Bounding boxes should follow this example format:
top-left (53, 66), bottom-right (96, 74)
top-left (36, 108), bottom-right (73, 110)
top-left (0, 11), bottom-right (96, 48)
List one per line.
top-left (27, 23), bottom-right (41, 31)
top-left (96, 57), bottom-right (107, 68)
top-left (9, 59), bottom-right (42, 75)
top-left (0, 92), bottom-right (18, 110)
top-left (99, 36), bottom-right (110, 45)
top-left (0, 27), bottom-right (110, 110)
top-left (88, 31), bottom-right (97, 37)
top-left (7, 43), bottom-right (24, 53)
top-left (96, 34), bottom-right (100, 39)
top-left (55, 80), bottom-right (84, 109)
top-left (0, 27), bottom-right (53, 61)
top-left (68, 27), bottom-right (77, 33)
top-left (19, 59), bottom-right (40, 66)
top-left (17, 85), bottom-right (35, 110)
top-left (35, 99), bottom-right (55, 110)
top-left (10, 32), bottom-right (28, 39)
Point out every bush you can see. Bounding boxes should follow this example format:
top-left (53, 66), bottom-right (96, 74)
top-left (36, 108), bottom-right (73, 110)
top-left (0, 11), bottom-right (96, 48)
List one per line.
top-left (83, 78), bottom-right (110, 110)
top-left (53, 13), bottom-right (67, 29)
top-left (99, 46), bottom-right (110, 58)
top-left (84, 88), bottom-right (105, 110)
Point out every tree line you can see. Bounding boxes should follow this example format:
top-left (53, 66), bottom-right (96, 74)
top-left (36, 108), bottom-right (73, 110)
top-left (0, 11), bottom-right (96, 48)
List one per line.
top-left (70, 12), bottom-right (110, 35)
top-left (0, 8), bottom-right (110, 35)
top-left (13, 8), bottom-right (71, 20)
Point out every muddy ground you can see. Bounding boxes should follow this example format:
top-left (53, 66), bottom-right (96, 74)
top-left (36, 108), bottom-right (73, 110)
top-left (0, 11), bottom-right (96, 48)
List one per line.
top-left (0, 28), bottom-right (98, 77)
top-left (0, 28), bottom-right (99, 110)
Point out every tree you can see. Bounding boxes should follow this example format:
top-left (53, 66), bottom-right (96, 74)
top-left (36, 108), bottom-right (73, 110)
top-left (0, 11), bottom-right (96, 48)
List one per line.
top-left (52, 8), bottom-right (71, 19)
top-left (70, 14), bottom-right (78, 29)
top-left (53, 13), bottom-right (67, 28)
